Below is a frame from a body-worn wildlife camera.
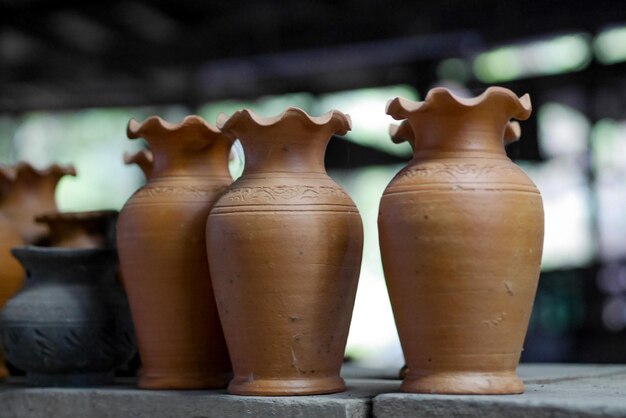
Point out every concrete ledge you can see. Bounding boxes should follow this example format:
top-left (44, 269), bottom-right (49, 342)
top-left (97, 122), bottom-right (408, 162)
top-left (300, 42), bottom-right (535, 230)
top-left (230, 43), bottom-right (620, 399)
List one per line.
top-left (374, 364), bottom-right (626, 418)
top-left (0, 378), bottom-right (400, 418)
top-left (4, 365), bottom-right (626, 417)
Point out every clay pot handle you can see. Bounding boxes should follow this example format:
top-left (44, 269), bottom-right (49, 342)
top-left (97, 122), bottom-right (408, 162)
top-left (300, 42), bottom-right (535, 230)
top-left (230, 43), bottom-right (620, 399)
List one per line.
top-left (389, 120), bottom-right (416, 152)
top-left (504, 121), bottom-right (522, 146)
top-left (123, 149), bottom-right (154, 180)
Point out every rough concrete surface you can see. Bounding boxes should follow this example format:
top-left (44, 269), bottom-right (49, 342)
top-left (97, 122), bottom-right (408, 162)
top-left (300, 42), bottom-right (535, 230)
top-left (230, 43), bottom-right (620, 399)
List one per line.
top-left (0, 378), bottom-right (399, 418)
top-left (4, 365), bottom-right (626, 417)
top-left (374, 364), bottom-right (626, 418)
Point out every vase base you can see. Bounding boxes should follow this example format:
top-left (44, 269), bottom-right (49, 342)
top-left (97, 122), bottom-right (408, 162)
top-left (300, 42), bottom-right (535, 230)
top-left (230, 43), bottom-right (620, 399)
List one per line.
top-left (27, 371), bottom-right (114, 387)
top-left (228, 375), bottom-right (346, 396)
top-left (401, 371), bottom-right (524, 395)
top-left (138, 371), bottom-right (230, 390)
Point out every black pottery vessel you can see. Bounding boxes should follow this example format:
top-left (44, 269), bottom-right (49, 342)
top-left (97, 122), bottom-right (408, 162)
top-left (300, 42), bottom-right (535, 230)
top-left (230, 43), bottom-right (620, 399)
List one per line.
top-left (0, 246), bottom-right (135, 386)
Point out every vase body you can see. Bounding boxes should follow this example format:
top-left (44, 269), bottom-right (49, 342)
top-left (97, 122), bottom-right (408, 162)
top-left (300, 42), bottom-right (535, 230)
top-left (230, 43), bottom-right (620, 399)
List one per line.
top-left (207, 108), bottom-right (363, 396)
top-left (0, 247), bottom-right (135, 386)
top-left (36, 210), bottom-right (118, 249)
top-left (0, 163), bottom-right (76, 245)
top-left (379, 87), bottom-right (543, 394)
top-left (117, 116), bottom-right (233, 389)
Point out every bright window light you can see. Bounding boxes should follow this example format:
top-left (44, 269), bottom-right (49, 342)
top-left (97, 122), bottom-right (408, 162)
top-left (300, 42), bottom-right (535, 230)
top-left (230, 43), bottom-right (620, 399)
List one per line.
top-left (316, 85), bottom-right (417, 158)
top-left (474, 34), bottom-right (592, 83)
top-left (538, 103), bottom-right (590, 158)
top-left (594, 25), bottom-right (626, 64)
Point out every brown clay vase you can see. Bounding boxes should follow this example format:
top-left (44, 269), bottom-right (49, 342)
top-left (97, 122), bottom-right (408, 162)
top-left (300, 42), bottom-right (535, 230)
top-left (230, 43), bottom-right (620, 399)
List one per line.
top-left (117, 115), bottom-right (233, 389)
top-left (207, 108), bottom-right (363, 396)
top-left (0, 162), bottom-right (76, 245)
top-left (35, 210), bottom-right (118, 249)
top-left (0, 163), bottom-right (75, 378)
top-left (124, 149), bottom-right (154, 181)
top-left (379, 87), bottom-right (544, 395)
top-left (0, 200), bottom-right (24, 379)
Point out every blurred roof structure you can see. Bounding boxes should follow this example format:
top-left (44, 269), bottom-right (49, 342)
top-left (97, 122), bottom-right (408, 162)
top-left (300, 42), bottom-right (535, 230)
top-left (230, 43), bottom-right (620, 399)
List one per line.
top-left (1, 0), bottom-right (626, 111)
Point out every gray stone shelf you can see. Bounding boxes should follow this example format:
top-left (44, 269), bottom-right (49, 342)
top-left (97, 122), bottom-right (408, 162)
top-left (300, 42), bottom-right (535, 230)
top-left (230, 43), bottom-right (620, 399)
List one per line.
top-left (2, 365), bottom-right (626, 417)
top-left (375, 364), bottom-right (626, 418)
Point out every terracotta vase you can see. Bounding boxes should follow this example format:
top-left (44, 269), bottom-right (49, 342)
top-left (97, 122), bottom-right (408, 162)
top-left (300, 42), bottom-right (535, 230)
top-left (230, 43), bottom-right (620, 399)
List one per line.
top-left (0, 246), bottom-right (135, 387)
top-left (207, 108), bottom-right (363, 396)
top-left (117, 115), bottom-right (233, 389)
top-left (0, 162), bottom-right (76, 245)
top-left (379, 87), bottom-right (543, 395)
top-left (124, 149), bottom-right (154, 181)
top-left (35, 210), bottom-right (118, 249)
top-left (0, 202), bottom-right (23, 379)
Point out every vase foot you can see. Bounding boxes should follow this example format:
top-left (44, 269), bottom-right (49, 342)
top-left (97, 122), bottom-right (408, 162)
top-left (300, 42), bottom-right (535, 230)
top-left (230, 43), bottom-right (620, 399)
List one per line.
top-left (401, 371), bottom-right (524, 394)
top-left (138, 371), bottom-right (230, 390)
top-left (27, 371), bottom-right (114, 387)
top-left (228, 375), bottom-right (346, 396)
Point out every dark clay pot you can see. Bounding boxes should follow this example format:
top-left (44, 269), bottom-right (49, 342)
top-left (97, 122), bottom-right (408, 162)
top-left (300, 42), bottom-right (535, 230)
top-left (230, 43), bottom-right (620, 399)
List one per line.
top-left (0, 246), bottom-right (135, 386)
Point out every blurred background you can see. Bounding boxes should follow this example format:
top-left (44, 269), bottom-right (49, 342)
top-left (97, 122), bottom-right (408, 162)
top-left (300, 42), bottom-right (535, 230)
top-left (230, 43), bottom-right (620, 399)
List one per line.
top-left (1, 0), bottom-right (626, 370)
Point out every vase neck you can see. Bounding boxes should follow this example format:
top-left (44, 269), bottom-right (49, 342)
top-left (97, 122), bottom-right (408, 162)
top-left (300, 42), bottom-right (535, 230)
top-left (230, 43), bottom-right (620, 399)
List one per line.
top-left (148, 137), bottom-right (232, 179)
top-left (12, 248), bottom-right (118, 285)
top-left (0, 177), bottom-right (60, 224)
top-left (409, 108), bottom-right (510, 159)
top-left (239, 127), bottom-right (330, 176)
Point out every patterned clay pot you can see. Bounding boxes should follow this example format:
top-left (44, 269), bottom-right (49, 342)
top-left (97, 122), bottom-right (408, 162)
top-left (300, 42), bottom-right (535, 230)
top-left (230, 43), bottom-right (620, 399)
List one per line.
top-left (0, 246), bottom-right (135, 386)
top-left (208, 108), bottom-right (363, 396)
top-left (0, 162), bottom-right (76, 245)
top-left (117, 116), bottom-right (233, 389)
top-left (35, 210), bottom-right (118, 249)
top-left (379, 87), bottom-right (544, 394)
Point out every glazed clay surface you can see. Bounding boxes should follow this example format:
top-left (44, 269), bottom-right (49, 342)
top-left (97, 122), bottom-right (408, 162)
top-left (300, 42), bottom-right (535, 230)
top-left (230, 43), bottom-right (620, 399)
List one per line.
top-left (379, 87), bottom-right (544, 395)
top-left (207, 108), bottom-right (363, 396)
top-left (117, 116), bottom-right (233, 389)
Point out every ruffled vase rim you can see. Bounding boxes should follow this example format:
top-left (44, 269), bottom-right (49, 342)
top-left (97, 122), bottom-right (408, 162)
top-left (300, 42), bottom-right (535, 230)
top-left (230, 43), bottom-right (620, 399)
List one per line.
top-left (216, 107), bottom-right (352, 136)
top-left (386, 86), bottom-right (532, 121)
top-left (127, 115), bottom-right (231, 139)
top-left (8, 162), bottom-right (77, 180)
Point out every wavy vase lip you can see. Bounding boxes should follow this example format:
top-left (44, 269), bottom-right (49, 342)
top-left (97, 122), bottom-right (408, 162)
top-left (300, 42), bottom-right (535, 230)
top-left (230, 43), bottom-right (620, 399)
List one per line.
top-left (386, 86), bottom-right (532, 121)
top-left (389, 119), bottom-right (523, 147)
top-left (19, 161), bottom-right (77, 178)
top-left (216, 107), bottom-right (352, 137)
top-left (127, 115), bottom-right (233, 144)
top-left (1, 162), bottom-right (77, 182)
